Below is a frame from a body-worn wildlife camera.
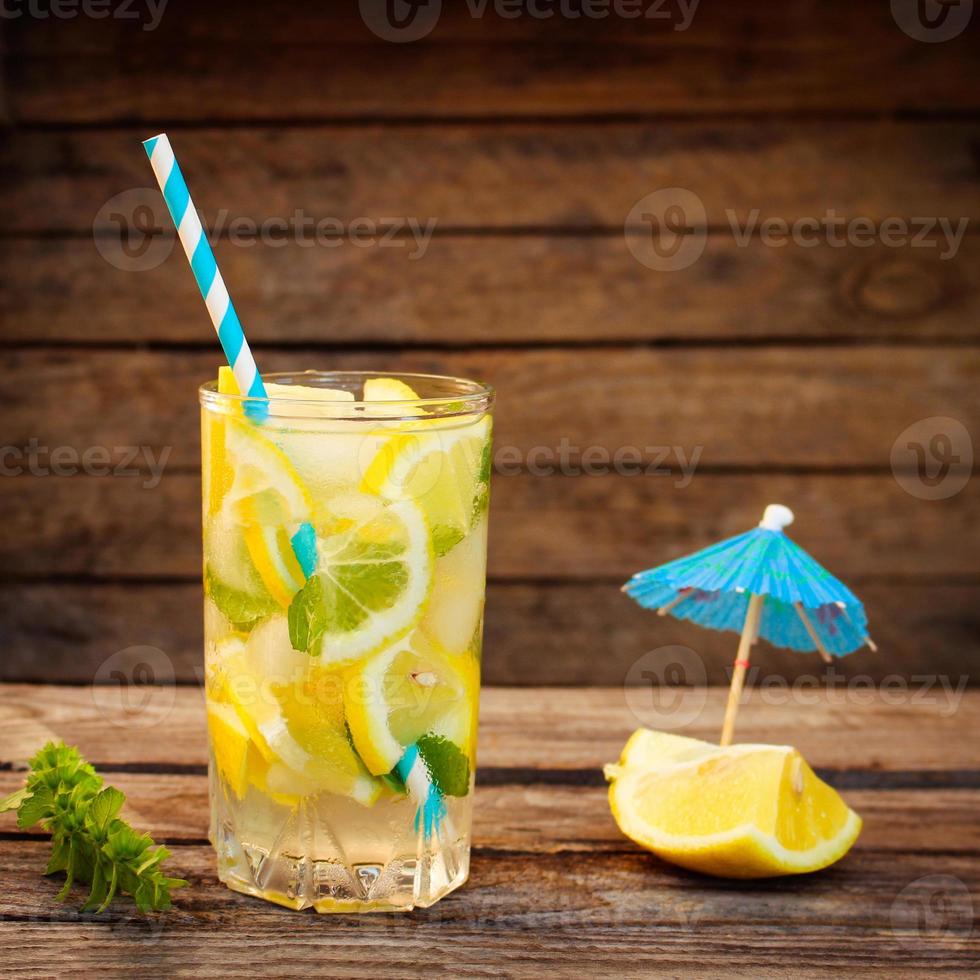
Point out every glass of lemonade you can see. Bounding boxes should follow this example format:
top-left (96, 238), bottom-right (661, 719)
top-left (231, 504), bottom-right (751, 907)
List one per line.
top-left (199, 370), bottom-right (493, 911)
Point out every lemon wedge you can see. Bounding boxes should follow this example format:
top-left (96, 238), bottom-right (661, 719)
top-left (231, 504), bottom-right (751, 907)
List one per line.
top-left (605, 729), bottom-right (862, 878)
top-left (362, 376), bottom-right (423, 416)
top-left (210, 617), bottom-right (382, 806)
top-left (206, 416), bottom-right (315, 610)
top-left (207, 701), bottom-right (265, 801)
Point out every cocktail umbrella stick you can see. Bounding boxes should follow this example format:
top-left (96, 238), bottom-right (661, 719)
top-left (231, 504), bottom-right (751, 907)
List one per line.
top-left (794, 601), bottom-right (834, 663)
top-left (720, 593), bottom-right (764, 747)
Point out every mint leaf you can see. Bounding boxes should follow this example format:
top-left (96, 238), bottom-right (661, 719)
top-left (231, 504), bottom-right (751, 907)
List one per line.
top-left (288, 574), bottom-right (328, 655)
top-left (3, 741), bottom-right (186, 913)
top-left (417, 734), bottom-right (471, 797)
top-left (432, 524), bottom-right (465, 558)
top-left (87, 787), bottom-right (126, 833)
top-left (206, 565), bottom-right (278, 630)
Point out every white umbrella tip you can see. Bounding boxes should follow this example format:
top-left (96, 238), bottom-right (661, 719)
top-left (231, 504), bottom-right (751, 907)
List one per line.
top-left (759, 503), bottom-right (794, 531)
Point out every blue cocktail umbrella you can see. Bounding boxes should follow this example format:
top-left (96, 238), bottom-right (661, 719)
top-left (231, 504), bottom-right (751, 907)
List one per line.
top-left (622, 504), bottom-right (875, 745)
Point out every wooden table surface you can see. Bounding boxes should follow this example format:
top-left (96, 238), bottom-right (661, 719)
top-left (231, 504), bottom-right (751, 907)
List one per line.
top-left (1, 684), bottom-right (978, 977)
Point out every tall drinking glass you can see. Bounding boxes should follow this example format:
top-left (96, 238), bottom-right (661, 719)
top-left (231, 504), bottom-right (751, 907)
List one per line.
top-left (199, 371), bottom-right (493, 911)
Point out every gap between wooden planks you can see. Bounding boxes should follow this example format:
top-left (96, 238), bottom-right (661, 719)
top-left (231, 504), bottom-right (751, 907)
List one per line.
top-left (2, 686), bottom-right (978, 772)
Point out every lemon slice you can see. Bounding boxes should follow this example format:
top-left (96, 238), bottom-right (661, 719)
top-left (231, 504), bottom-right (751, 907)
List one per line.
top-left (212, 617), bottom-right (381, 805)
top-left (265, 381), bottom-right (355, 419)
top-left (204, 366), bottom-right (242, 514)
top-left (605, 730), bottom-right (862, 878)
top-left (288, 496), bottom-right (433, 666)
top-left (345, 631), bottom-right (478, 776)
top-left (363, 377), bottom-right (424, 416)
top-left (212, 417), bottom-right (315, 609)
top-left (360, 416), bottom-right (491, 554)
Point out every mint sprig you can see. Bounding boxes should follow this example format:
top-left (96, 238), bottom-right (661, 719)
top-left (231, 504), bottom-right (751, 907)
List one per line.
top-left (0, 742), bottom-right (187, 913)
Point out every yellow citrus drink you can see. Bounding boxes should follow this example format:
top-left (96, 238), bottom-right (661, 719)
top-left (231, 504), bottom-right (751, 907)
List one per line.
top-left (199, 371), bottom-right (493, 911)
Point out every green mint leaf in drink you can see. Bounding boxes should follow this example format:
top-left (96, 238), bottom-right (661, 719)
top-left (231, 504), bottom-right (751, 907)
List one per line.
top-left (416, 734), bottom-right (471, 797)
top-left (206, 565), bottom-right (279, 630)
top-left (288, 573), bottom-right (328, 654)
top-left (432, 524), bottom-right (466, 558)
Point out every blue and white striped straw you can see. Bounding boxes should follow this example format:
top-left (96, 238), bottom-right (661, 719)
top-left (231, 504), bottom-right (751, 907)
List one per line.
top-left (143, 133), bottom-right (266, 402)
top-left (143, 134), bottom-right (454, 849)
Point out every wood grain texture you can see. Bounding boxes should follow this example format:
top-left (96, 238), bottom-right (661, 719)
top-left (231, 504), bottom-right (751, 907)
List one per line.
top-left (2, 470), bottom-right (976, 579)
top-left (3, 347), bottom-right (977, 468)
top-left (1, 842), bottom-right (975, 977)
top-left (6, 2), bottom-right (980, 121)
top-left (4, 234), bottom-right (978, 344)
top-left (2, 686), bottom-right (978, 773)
top-left (0, 684), bottom-right (978, 976)
top-left (4, 122), bottom-right (979, 233)
top-left (1, 580), bottom-right (978, 685)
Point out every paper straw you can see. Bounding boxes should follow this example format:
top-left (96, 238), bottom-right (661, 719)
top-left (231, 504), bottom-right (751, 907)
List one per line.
top-left (142, 134), bottom-right (266, 403)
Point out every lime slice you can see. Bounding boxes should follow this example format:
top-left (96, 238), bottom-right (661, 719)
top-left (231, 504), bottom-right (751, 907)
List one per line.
top-left (204, 517), bottom-right (281, 628)
top-left (288, 497), bottom-right (433, 666)
top-left (345, 631), bottom-right (478, 776)
top-left (360, 417), bottom-right (491, 556)
top-left (421, 515), bottom-right (488, 654)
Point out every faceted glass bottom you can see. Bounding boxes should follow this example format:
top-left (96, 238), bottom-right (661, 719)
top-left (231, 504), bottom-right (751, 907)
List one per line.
top-left (209, 768), bottom-right (472, 912)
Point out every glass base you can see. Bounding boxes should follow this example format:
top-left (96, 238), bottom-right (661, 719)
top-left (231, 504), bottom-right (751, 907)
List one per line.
top-left (210, 775), bottom-right (472, 912)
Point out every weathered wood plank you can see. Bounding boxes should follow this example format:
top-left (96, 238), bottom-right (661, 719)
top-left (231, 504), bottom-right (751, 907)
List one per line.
top-left (2, 471), bottom-right (976, 579)
top-left (0, 842), bottom-right (975, 976)
top-left (4, 123), bottom-right (979, 233)
top-left (2, 686), bottom-right (978, 773)
top-left (3, 347), bottom-right (977, 468)
top-left (7, 4), bottom-right (979, 121)
top-left (3, 771), bottom-right (977, 855)
top-left (1, 581), bottom-right (977, 685)
top-left (3, 234), bottom-right (977, 344)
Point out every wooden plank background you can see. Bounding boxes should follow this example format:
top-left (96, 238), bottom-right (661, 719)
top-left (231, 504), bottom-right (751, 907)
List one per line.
top-left (0, 1), bottom-right (977, 684)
